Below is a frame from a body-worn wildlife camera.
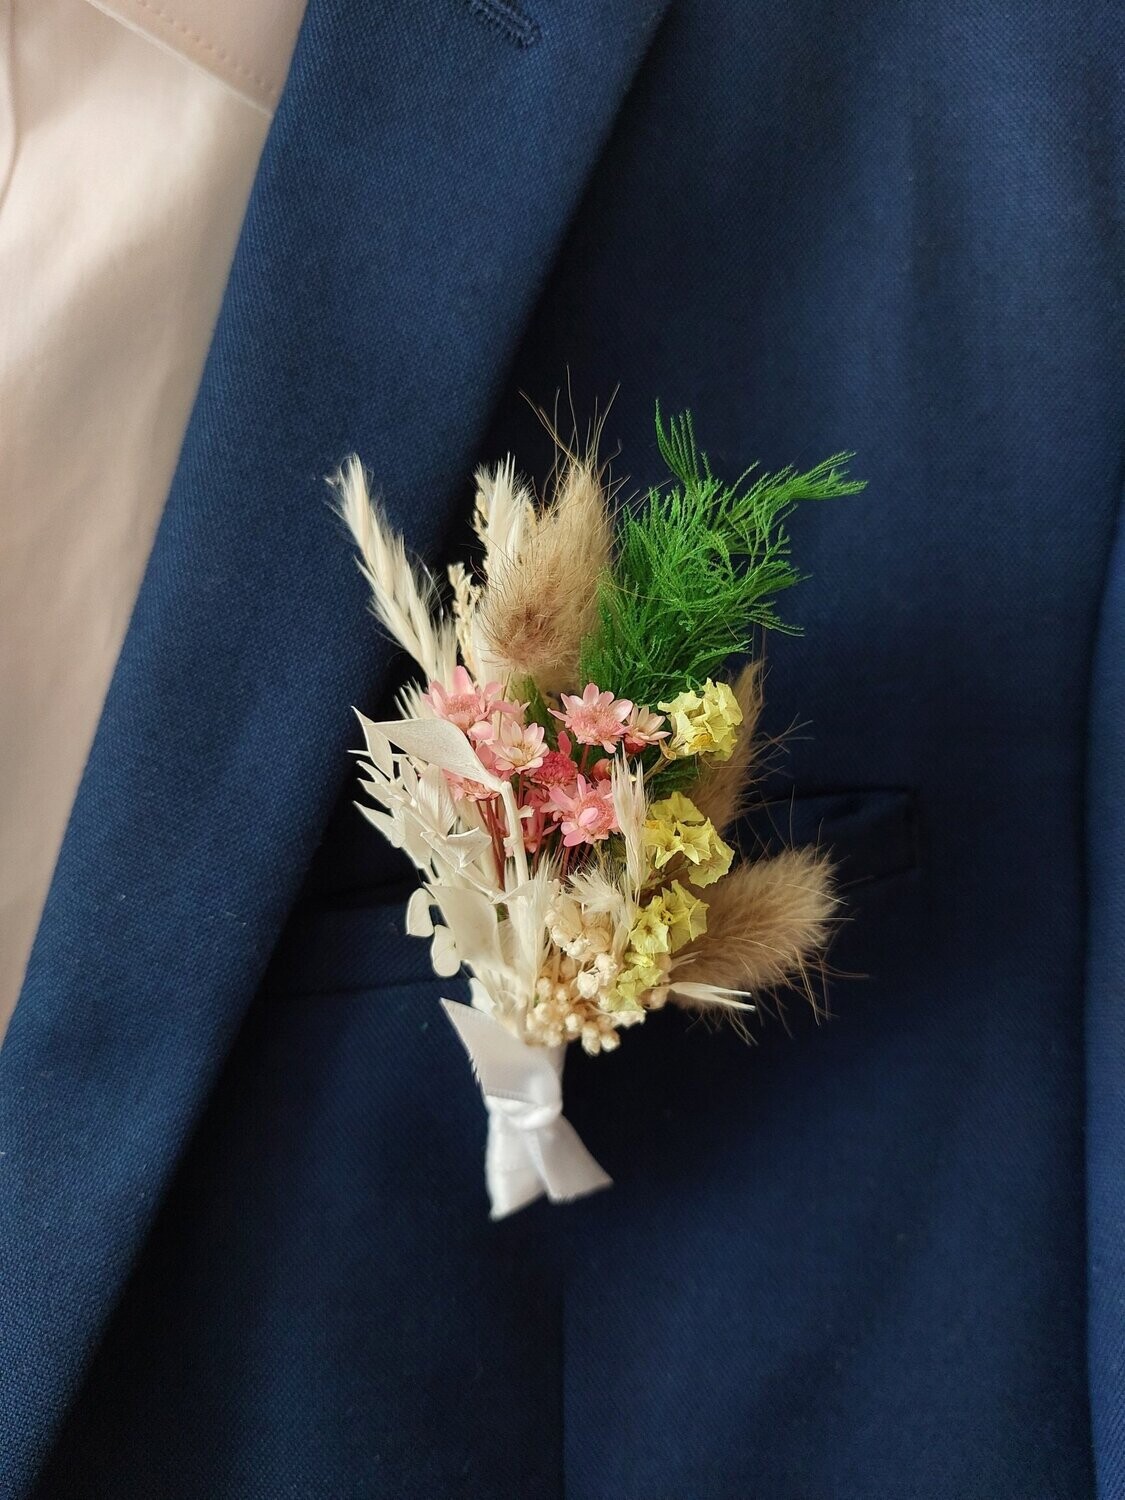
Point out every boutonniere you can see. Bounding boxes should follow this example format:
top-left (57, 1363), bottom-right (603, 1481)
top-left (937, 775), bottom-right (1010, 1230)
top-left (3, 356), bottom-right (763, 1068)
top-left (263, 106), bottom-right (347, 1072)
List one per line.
top-left (335, 407), bottom-right (862, 1218)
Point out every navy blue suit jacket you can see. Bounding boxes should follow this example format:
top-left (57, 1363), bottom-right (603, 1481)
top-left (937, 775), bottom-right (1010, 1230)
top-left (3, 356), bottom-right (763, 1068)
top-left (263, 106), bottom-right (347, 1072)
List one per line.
top-left (2, 2), bottom-right (1122, 1495)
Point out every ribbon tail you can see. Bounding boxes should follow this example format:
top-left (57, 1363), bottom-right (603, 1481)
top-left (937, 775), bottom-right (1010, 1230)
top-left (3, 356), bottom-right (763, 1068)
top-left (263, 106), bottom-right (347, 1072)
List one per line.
top-left (442, 999), bottom-right (613, 1218)
top-left (484, 1114), bottom-right (552, 1220)
top-left (525, 1116), bottom-right (612, 1207)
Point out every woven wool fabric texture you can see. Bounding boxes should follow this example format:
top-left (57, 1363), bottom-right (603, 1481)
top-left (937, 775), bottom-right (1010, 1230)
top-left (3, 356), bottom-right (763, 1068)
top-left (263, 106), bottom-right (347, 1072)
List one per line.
top-left (0, 1), bottom-right (1122, 1496)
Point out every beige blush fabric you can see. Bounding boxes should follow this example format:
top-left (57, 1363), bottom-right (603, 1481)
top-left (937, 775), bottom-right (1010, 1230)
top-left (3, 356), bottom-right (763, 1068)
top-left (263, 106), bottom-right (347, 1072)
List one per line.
top-left (0, 0), bottom-right (304, 1037)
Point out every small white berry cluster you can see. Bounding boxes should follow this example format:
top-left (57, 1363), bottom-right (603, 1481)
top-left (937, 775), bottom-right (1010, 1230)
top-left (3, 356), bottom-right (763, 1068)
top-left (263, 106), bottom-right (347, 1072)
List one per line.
top-left (521, 896), bottom-right (645, 1054)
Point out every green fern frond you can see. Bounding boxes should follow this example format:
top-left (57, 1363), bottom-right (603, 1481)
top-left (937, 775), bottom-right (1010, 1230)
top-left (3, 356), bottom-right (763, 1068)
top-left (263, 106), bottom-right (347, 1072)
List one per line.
top-left (577, 407), bottom-right (864, 707)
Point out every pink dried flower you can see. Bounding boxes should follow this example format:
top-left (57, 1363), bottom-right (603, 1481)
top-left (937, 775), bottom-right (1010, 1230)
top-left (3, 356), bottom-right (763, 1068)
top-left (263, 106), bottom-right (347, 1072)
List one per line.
top-left (622, 704), bottom-right (668, 755)
top-left (552, 682), bottom-right (633, 753)
top-left (546, 774), bottom-right (619, 847)
top-left (443, 771), bottom-right (495, 802)
top-left (423, 665), bottom-right (520, 740)
top-left (483, 714), bottom-right (547, 776)
top-left (527, 729), bottom-right (580, 797)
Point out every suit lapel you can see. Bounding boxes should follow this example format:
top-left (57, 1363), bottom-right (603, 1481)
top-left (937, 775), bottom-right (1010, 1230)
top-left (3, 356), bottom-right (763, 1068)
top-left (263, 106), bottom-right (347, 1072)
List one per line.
top-left (0, 0), bottom-right (667, 1487)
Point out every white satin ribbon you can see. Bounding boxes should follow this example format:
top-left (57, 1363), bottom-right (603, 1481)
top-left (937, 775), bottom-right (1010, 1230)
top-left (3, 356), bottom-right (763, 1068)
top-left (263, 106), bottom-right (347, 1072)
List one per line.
top-left (441, 1000), bottom-right (612, 1220)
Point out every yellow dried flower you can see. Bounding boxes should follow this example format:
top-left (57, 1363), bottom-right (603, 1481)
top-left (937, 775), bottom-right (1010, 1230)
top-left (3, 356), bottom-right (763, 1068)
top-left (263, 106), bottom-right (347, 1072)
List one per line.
top-left (658, 678), bottom-right (744, 761)
top-left (628, 900), bottom-right (673, 958)
top-left (644, 793), bottom-right (735, 889)
top-left (643, 791), bottom-right (702, 871)
top-left (626, 883), bottom-right (709, 962)
top-left (652, 790), bottom-right (701, 823)
top-left (661, 880), bottom-right (709, 948)
top-left (607, 956), bottom-right (664, 1010)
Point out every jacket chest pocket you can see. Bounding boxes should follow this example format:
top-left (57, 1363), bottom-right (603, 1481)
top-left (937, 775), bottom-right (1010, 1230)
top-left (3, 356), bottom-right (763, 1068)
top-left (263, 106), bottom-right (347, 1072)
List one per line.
top-left (264, 786), bottom-right (920, 1001)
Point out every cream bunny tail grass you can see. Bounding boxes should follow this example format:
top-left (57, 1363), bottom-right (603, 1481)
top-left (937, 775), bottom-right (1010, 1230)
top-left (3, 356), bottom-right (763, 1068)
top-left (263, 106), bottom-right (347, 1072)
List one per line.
top-left (472, 457), bottom-right (535, 581)
top-left (332, 456), bottom-right (458, 683)
top-left (690, 659), bottom-right (765, 832)
top-left (447, 561), bottom-right (481, 678)
top-left (673, 847), bottom-right (837, 1006)
top-left (450, 459), bottom-right (536, 680)
top-left (475, 456), bottom-right (613, 693)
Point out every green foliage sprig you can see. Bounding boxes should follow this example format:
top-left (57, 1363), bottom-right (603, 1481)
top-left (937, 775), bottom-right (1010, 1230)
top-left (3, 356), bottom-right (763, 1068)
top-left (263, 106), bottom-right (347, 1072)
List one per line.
top-left (577, 408), bottom-right (864, 708)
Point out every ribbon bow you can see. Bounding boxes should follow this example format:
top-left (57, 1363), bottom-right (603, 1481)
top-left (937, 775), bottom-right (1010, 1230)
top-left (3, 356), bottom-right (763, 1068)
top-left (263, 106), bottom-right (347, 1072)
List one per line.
top-left (441, 1000), bottom-right (612, 1220)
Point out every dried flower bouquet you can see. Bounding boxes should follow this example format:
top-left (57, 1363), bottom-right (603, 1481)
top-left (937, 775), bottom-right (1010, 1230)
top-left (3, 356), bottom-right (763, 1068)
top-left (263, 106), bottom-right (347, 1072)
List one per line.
top-left (335, 409), bottom-right (862, 1217)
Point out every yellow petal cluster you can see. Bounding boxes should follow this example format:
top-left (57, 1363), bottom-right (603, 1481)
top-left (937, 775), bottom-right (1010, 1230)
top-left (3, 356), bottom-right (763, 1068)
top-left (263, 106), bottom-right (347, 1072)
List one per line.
top-left (629, 880), bottom-right (709, 957)
top-left (608, 954), bottom-right (666, 1011)
top-left (663, 880), bottom-right (710, 947)
top-left (607, 881), bottom-right (709, 1012)
top-left (644, 792), bottom-right (735, 888)
top-left (658, 678), bottom-right (743, 761)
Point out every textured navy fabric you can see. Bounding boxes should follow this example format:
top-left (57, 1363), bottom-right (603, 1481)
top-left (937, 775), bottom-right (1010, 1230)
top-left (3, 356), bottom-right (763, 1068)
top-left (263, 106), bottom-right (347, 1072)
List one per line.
top-left (1, 1), bottom-right (1121, 1496)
